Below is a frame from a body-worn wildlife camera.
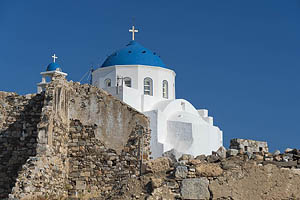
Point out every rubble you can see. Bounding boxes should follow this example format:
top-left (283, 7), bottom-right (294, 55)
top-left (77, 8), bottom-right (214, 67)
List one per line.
top-left (1, 76), bottom-right (300, 199)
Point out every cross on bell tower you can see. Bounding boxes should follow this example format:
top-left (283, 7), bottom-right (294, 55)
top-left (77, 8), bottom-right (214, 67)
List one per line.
top-left (129, 25), bottom-right (139, 41)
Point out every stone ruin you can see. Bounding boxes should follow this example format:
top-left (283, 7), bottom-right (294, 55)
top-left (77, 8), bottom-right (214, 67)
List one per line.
top-left (141, 146), bottom-right (300, 200)
top-left (1, 75), bottom-right (300, 199)
top-left (0, 75), bottom-right (151, 199)
top-left (229, 138), bottom-right (269, 154)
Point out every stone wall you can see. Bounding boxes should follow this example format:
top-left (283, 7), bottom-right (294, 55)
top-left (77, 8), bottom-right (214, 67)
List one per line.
top-left (0, 75), bottom-right (150, 199)
top-left (67, 120), bottom-right (148, 198)
top-left (0, 92), bottom-right (44, 198)
top-left (117, 148), bottom-right (300, 200)
top-left (230, 138), bottom-right (268, 153)
top-left (8, 76), bottom-right (72, 199)
top-left (4, 75), bottom-right (298, 199)
top-left (68, 82), bottom-right (150, 154)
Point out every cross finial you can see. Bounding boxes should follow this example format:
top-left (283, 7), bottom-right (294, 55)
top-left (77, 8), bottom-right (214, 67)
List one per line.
top-left (52, 54), bottom-right (58, 63)
top-left (129, 25), bottom-right (139, 41)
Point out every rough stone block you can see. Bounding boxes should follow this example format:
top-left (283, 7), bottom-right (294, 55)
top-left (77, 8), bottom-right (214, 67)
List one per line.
top-left (196, 163), bottom-right (223, 177)
top-left (175, 165), bottom-right (188, 179)
top-left (181, 178), bottom-right (210, 200)
top-left (207, 155), bottom-right (220, 163)
top-left (216, 146), bottom-right (226, 159)
top-left (162, 148), bottom-right (178, 164)
top-left (227, 149), bottom-right (238, 157)
top-left (143, 157), bottom-right (171, 173)
top-left (179, 154), bottom-right (194, 161)
top-left (195, 154), bottom-right (206, 161)
top-left (273, 150), bottom-right (280, 155)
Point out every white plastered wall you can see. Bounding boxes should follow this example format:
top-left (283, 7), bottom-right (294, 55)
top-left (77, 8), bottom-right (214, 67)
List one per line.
top-left (92, 65), bottom-right (176, 112)
top-left (92, 65), bottom-right (223, 158)
top-left (150, 99), bottom-right (223, 157)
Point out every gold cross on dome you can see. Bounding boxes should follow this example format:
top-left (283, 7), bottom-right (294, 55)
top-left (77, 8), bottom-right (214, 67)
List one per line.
top-left (52, 54), bottom-right (58, 63)
top-left (129, 25), bottom-right (139, 41)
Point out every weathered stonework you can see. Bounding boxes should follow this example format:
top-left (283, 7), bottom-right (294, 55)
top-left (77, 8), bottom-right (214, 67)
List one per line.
top-left (0, 92), bottom-right (44, 198)
top-left (0, 75), bottom-right (150, 199)
top-left (230, 138), bottom-right (268, 154)
top-left (2, 75), bottom-right (300, 199)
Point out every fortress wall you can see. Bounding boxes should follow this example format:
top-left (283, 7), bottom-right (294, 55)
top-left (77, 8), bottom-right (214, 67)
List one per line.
top-left (0, 92), bottom-right (44, 198)
top-left (68, 81), bottom-right (150, 154)
top-left (66, 81), bottom-right (151, 198)
top-left (9, 76), bottom-right (71, 199)
top-left (67, 119), bottom-right (148, 198)
top-left (3, 74), bottom-right (151, 199)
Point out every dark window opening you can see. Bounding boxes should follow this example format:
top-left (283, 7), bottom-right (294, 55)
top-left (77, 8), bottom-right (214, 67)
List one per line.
top-left (163, 80), bottom-right (168, 99)
top-left (244, 146), bottom-right (248, 152)
top-left (105, 79), bottom-right (111, 87)
top-left (144, 77), bottom-right (153, 96)
top-left (124, 77), bottom-right (132, 87)
top-left (259, 147), bottom-right (263, 152)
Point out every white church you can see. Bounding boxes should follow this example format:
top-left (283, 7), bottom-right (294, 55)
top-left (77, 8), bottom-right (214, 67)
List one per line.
top-left (37, 26), bottom-right (223, 158)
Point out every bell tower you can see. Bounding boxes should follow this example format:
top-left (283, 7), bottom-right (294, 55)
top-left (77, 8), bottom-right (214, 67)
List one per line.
top-left (37, 54), bottom-right (67, 93)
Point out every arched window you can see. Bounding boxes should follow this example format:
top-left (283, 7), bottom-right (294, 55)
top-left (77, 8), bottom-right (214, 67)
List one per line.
top-left (105, 78), bottom-right (111, 87)
top-left (162, 80), bottom-right (168, 99)
top-left (144, 77), bottom-right (153, 96)
top-left (124, 77), bottom-right (132, 87)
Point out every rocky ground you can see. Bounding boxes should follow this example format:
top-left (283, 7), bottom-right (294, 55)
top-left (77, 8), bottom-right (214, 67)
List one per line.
top-left (105, 147), bottom-right (300, 200)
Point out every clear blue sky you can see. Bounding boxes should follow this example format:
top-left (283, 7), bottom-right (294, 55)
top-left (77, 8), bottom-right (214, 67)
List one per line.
top-left (1, 1), bottom-right (299, 152)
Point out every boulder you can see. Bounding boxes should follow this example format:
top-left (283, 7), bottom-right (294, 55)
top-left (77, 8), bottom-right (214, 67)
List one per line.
top-left (162, 149), bottom-right (178, 164)
top-left (175, 165), bottom-right (188, 179)
top-left (195, 154), bottom-right (206, 161)
top-left (282, 155), bottom-right (290, 162)
top-left (273, 150), bottom-right (280, 156)
top-left (181, 178), bottom-right (210, 200)
top-left (207, 155), bottom-right (220, 163)
top-left (273, 155), bottom-right (282, 161)
top-left (285, 148), bottom-right (294, 153)
top-left (216, 146), bottom-right (227, 159)
top-left (226, 149), bottom-right (238, 157)
top-left (196, 163), bottom-right (223, 177)
top-left (143, 157), bottom-right (171, 173)
top-left (179, 154), bottom-right (194, 161)
top-left (189, 159), bottom-right (202, 166)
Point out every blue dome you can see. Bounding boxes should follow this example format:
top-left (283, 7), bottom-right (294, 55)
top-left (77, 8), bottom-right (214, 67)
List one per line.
top-left (47, 62), bottom-right (60, 71)
top-left (101, 41), bottom-right (166, 68)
